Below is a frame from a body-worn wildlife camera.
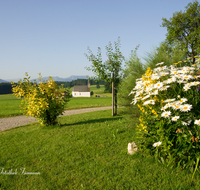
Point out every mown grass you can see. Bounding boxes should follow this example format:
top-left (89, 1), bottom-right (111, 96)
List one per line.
top-left (66, 97), bottom-right (111, 110)
top-left (0, 94), bottom-right (21, 118)
top-left (0, 109), bottom-right (200, 189)
top-left (0, 85), bottom-right (112, 118)
top-left (90, 85), bottom-right (112, 97)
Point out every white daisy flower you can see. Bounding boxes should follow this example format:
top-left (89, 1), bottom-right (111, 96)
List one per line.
top-left (183, 85), bottom-right (191, 91)
top-left (156, 62), bottom-right (164, 66)
top-left (145, 86), bottom-right (153, 93)
top-left (171, 70), bottom-right (179, 75)
top-left (160, 72), bottom-right (169, 77)
top-left (180, 104), bottom-right (192, 112)
top-left (164, 98), bottom-right (176, 103)
top-left (180, 67), bottom-right (189, 74)
top-left (161, 107), bottom-right (166, 111)
top-left (191, 81), bottom-right (200, 86)
top-left (172, 116), bottom-right (180, 121)
top-left (161, 111), bottom-right (171, 118)
top-left (178, 98), bottom-right (188, 104)
top-left (154, 82), bottom-right (163, 89)
top-left (153, 141), bottom-right (162, 147)
top-left (182, 75), bottom-right (194, 80)
top-left (173, 104), bottom-right (181, 110)
top-left (143, 99), bottom-right (155, 106)
top-left (163, 103), bottom-right (171, 110)
top-left (153, 67), bottom-right (162, 72)
top-left (182, 121), bottom-right (189, 126)
top-left (142, 95), bottom-right (150, 101)
top-left (160, 86), bottom-right (170, 91)
top-left (164, 77), bottom-right (177, 84)
top-left (194, 119), bottom-right (200, 126)
top-left (152, 75), bottom-right (160, 80)
top-left (175, 74), bottom-right (183, 79)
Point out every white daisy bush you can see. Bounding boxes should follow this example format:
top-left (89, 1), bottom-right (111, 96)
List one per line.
top-left (130, 57), bottom-right (200, 170)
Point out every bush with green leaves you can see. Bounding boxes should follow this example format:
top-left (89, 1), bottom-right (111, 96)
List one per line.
top-left (11, 73), bottom-right (69, 125)
top-left (130, 56), bottom-right (200, 177)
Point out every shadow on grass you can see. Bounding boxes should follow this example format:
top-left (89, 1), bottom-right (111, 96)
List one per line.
top-left (44, 116), bottom-right (124, 129)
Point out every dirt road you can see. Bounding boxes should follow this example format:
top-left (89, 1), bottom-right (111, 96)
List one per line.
top-left (0, 106), bottom-right (112, 132)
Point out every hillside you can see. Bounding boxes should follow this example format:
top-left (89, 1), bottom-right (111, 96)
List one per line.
top-left (0, 79), bottom-right (8, 83)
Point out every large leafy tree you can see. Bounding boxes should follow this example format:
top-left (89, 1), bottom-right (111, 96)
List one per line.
top-left (162, 1), bottom-right (200, 64)
top-left (85, 37), bottom-right (124, 116)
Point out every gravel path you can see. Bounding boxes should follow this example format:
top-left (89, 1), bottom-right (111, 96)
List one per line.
top-left (0, 106), bottom-right (112, 132)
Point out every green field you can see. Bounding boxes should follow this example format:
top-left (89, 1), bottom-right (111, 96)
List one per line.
top-left (0, 109), bottom-right (199, 189)
top-left (0, 85), bottom-right (112, 118)
top-left (0, 94), bottom-right (21, 118)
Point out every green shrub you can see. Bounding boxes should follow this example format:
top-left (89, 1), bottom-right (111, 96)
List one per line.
top-left (11, 73), bottom-right (69, 125)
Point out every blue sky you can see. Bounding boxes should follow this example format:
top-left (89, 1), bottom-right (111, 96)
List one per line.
top-left (0, 0), bottom-right (196, 80)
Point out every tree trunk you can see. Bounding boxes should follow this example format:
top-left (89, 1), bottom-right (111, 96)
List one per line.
top-left (115, 88), bottom-right (117, 115)
top-left (112, 77), bottom-right (115, 116)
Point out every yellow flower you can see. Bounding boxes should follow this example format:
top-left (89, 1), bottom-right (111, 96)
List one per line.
top-left (187, 57), bottom-right (192, 60)
top-left (173, 63), bottom-right (178, 65)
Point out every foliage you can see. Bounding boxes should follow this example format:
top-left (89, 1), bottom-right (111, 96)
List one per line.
top-left (130, 57), bottom-right (200, 177)
top-left (0, 83), bottom-right (13, 94)
top-left (104, 81), bottom-right (112, 93)
top-left (11, 73), bottom-right (69, 125)
top-left (118, 45), bottom-right (144, 115)
top-left (119, 42), bottom-right (187, 115)
top-left (85, 37), bottom-right (124, 85)
top-left (55, 79), bottom-right (105, 88)
top-left (96, 83), bottom-right (100, 88)
top-left (144, 41), bottom-right (187, 69)
top-left (85, 38), bottom-right (125, 115)
top-left (162, 1), bottom-right (200, 63)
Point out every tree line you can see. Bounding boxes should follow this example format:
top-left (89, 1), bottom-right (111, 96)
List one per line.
top-left (55, 79), bottom-right (105, 88)
top-left (0, 83), bottom-right (12, 94)
top-left (0, 79), bottom-right (107, 95)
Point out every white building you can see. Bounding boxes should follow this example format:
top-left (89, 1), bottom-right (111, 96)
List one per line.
top-left (72, 80), bottom-right (90, 97)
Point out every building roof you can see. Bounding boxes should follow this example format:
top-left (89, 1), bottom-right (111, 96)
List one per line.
top-left (72, 85), bottom-right (90, 92)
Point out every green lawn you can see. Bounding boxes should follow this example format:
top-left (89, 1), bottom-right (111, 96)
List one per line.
top-left (66, 96), bottom-right (111, 110)
top-left (0, 85), bottom-right (112, 118)
top-left (0, 109), bottom-right (199, 189)
top-left (0, 94), bottom-right (21, 118)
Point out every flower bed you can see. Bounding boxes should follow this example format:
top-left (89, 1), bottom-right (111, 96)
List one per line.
top-left (130, 57), bottom-right (200, 176)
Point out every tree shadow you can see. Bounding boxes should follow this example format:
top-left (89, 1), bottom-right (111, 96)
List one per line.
top-left (44, 116), bottom-right (123, 129)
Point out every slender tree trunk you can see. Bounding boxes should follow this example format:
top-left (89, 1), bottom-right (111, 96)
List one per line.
top-left (115, 88), bottom-right (117, 115)
top-left (112, 73), bottom-right (115, 116)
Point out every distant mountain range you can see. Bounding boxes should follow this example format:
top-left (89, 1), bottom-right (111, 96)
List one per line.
top-left (0, 75), bottom-right (89, 83)
top-left (0, 79), bottom-right (8, 83)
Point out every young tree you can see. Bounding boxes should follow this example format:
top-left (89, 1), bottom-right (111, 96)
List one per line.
top-left (162, 1), bottom-right (200, 64)
top-left (85, 37), bottom-right (124, 116)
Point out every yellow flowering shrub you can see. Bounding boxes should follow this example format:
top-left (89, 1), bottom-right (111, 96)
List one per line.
top-left (11, 73), bottom-right (69, 125)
